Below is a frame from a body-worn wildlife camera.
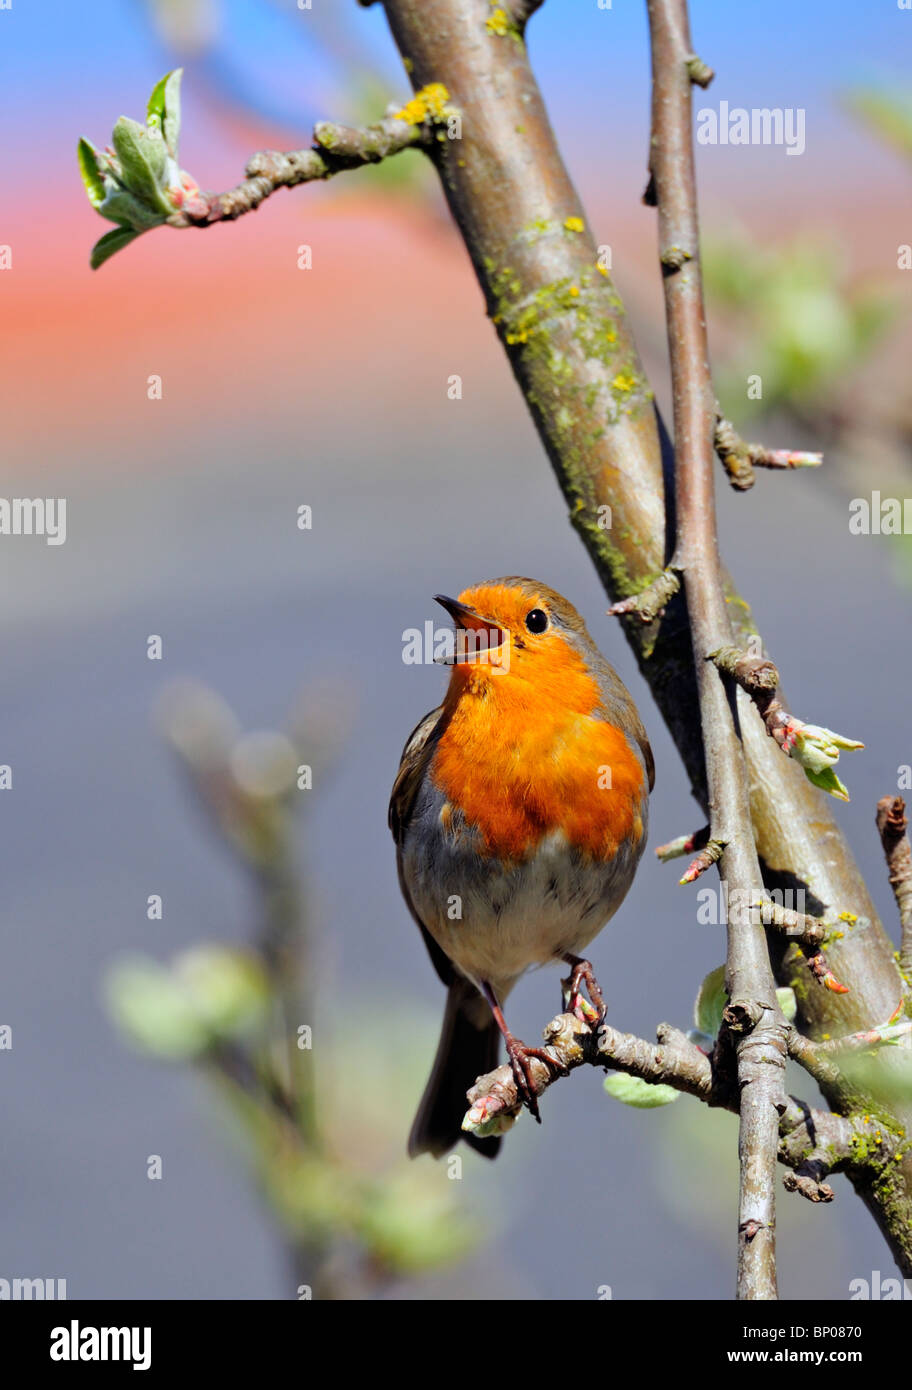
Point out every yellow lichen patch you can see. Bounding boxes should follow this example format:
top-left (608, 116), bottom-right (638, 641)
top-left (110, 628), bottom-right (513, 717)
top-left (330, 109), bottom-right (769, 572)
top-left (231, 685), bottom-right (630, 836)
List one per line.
top-left (613, 372), bottom-right (636, 393)
top-left (486, 7), bottom-right (511, 35)
top-left (596, 264), bottom-right (610, 276)
top-left (564, 216), bottom-right (585, 233)
top-left (569, 285), bottom-right (580, 297)
top-left (837, 910), bottom-right (858, 924)
top-left (395, 83), bottom-right (451, 125)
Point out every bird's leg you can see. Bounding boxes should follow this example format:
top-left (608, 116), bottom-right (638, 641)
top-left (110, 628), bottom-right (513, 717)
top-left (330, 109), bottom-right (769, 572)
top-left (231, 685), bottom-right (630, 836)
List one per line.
top-left (480, 981), bottom-right (568, 1123)
top-left (562, 953), bottom-right (607, 1025)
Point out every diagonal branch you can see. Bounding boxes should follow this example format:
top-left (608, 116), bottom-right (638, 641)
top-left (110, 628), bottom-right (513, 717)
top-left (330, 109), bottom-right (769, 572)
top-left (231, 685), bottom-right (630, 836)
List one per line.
top-left (646, 0), bottom-right (789, 1300)
top-left (789, 1014), bottom-right (910, 1083)
top-left (372, 0), bottom-right (911, 1279)
top-left (504, 0), bottom-right (546, 27)
top-left (714, 410), bottom-right (823, 492)
top-left (877, 797), bottom-right (912, 981)
top-left (168, 112), bottom-right (435, 227)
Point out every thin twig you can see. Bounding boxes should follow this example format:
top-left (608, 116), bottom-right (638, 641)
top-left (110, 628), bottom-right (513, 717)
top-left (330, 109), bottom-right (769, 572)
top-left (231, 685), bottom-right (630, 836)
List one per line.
top-left (168, 114), bottom-right (433, 227)
top-left (755, 899), bottom-right (828, 947)
top-left (877, 797), bottom-right (912, 980)
top-left (707, 646), bottom-right (779, 696)
top-left (801, 945), bottom-right (850, 994)
top-left (708, 645), bottom-right (863, 803)
top-left (646, 0), bottom-right (788, 1300)
top-left (793, 1016), bottom-right (910, 1065)
top-left (655, 825), bottom-right (709, 861)
top-left (607, 566), bottom-right (680, 623)
top-left (684, 53), bottom-right (715, 87)
top-left (679, 837), bottom-right (727, 884)
top-left (714, 411), bottom-right (823, 492)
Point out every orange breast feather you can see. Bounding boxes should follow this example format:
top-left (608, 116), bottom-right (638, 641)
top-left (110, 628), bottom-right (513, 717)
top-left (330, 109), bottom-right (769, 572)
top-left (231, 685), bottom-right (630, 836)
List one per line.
top-left (430, 647), bottom-right (644, 862)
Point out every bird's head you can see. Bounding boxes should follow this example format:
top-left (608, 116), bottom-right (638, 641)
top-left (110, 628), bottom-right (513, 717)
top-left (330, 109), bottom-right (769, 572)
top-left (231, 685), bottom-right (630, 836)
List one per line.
top-left (435, 577), bottom-right (602, 709)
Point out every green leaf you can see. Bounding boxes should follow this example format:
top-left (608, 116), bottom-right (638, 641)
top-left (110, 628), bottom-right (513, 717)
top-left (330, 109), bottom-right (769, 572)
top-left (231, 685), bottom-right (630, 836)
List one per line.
top-left (105, 956), bottom-right (210, 1058)
top-left (104, 947), bottom-right (269, 1055)
top-left (146, 73), bottom-right (168, 128)
top-left (112, 116), bottom-right (170, 212)
top-left (803, 764), bottom-right (850, 802)
top-left (90, 226), bottom-right (142, 270)
top-left (603, 1073), bottom-right (680, 1108)
top-left (694, 964), bottom-right (728, 1038)
top-left (845, 88), bottom-right (912, 162)
top-left (173, 946), bottom-right (269, 1037)
top-left (777, 986), bottom-right (797, 1022)
top-left (147, 68), bottom-right (183, 158)
top-left (77, 137), bottom-right (106, 209)
top-left (356, 1171), bottom-right (476, 1272)
top-left (97, 189), bottom-right (166, 231)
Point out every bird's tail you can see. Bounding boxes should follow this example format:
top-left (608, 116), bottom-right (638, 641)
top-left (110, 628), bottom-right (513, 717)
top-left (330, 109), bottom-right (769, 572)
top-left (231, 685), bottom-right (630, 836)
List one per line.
top-left (408, 979), bottom-right (502, 1160)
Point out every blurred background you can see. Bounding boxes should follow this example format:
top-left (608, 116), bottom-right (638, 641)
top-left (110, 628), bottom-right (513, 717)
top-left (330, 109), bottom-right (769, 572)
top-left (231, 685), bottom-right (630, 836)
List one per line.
top-left (1, 0), bottom-right (910, 1300)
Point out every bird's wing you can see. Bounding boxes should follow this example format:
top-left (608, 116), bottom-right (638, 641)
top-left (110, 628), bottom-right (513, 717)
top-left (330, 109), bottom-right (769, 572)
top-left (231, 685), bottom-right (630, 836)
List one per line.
top-left (592, 656), bottom-right (656, 793)
top-left (388, 705), bottom-right (444, 843)
top-left (637, 721), bottom-right (656, 793)
top-left (389, 704), bottom-right (455, 987)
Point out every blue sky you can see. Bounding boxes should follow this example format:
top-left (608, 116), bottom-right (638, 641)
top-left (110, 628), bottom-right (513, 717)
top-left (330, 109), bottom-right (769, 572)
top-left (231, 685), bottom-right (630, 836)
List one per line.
top-left (6, 0), bottom-right (909, 157)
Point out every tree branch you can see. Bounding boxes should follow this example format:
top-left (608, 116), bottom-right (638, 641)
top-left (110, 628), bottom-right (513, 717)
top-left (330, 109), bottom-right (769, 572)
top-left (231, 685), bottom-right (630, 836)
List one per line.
top-left (754, 899), bottom-right (828, 947)
top-left (654, 824), bottom-right (709, 861)
top-left (169, 113), bottom-right (434, 227)
top-left (372, 0), bottom-right (911, 1279)
top-left (462, 1013), bottom-right (714, 1136)
top-left (607, 565), bottom-right (680, 623)
top-left (778, 1099), bottom-right (899, 1204)
top-left (714, 410), bottom-right (823, 492)
top-left (504, 0), bottom-right (546, 27)
top-left (646, 0), bottom-right (789, 1299)
top-left (462, 1011), bottom-right (901, 1212)
top-left (373, 2), bottom-right (905, 1131)
top-left (708, 646), bottom-right (864, 803)
top-left (877, 797), bottom-right (912, 981)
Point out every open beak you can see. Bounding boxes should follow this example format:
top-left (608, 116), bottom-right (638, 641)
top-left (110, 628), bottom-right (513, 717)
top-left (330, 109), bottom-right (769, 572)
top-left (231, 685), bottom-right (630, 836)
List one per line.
top-left (433, 594), bottom-right (508, 664)
top-left (434, 595), bottom-right (495, 631)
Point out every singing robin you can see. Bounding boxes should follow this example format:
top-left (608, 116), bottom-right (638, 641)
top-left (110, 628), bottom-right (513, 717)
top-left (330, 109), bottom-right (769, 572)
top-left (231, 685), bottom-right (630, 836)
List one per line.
top-left (390, 578), bottom-right (654, 1159)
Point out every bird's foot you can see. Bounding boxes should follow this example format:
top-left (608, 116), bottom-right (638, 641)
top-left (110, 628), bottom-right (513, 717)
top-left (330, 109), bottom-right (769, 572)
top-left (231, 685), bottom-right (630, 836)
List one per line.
top-left (562, 954), bottom-right (607, 1026)
top-left (504, 1035), bottom-right (569, 1123)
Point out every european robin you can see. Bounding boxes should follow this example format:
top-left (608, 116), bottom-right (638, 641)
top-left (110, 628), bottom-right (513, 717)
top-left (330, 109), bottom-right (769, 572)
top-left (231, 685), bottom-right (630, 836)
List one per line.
top-left (390, 578), bottom-right (654, 1158)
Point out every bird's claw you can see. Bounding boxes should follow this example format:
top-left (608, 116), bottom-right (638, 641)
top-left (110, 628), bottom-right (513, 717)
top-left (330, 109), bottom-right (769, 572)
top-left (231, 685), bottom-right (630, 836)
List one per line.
top-left (505, 1038), bottom-right (568, 1122)
top-left (562, 955), bottom-right (608, 1025)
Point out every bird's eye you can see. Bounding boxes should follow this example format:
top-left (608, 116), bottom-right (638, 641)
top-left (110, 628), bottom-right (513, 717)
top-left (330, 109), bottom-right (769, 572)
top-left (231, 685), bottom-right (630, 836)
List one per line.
top-left (524, 608), bottom-right (549, 634)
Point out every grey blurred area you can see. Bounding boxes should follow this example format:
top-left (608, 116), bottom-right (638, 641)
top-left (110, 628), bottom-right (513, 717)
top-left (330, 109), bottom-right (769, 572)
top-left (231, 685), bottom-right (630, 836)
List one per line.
top-left (0, 365), bottom-right (905, 1300)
